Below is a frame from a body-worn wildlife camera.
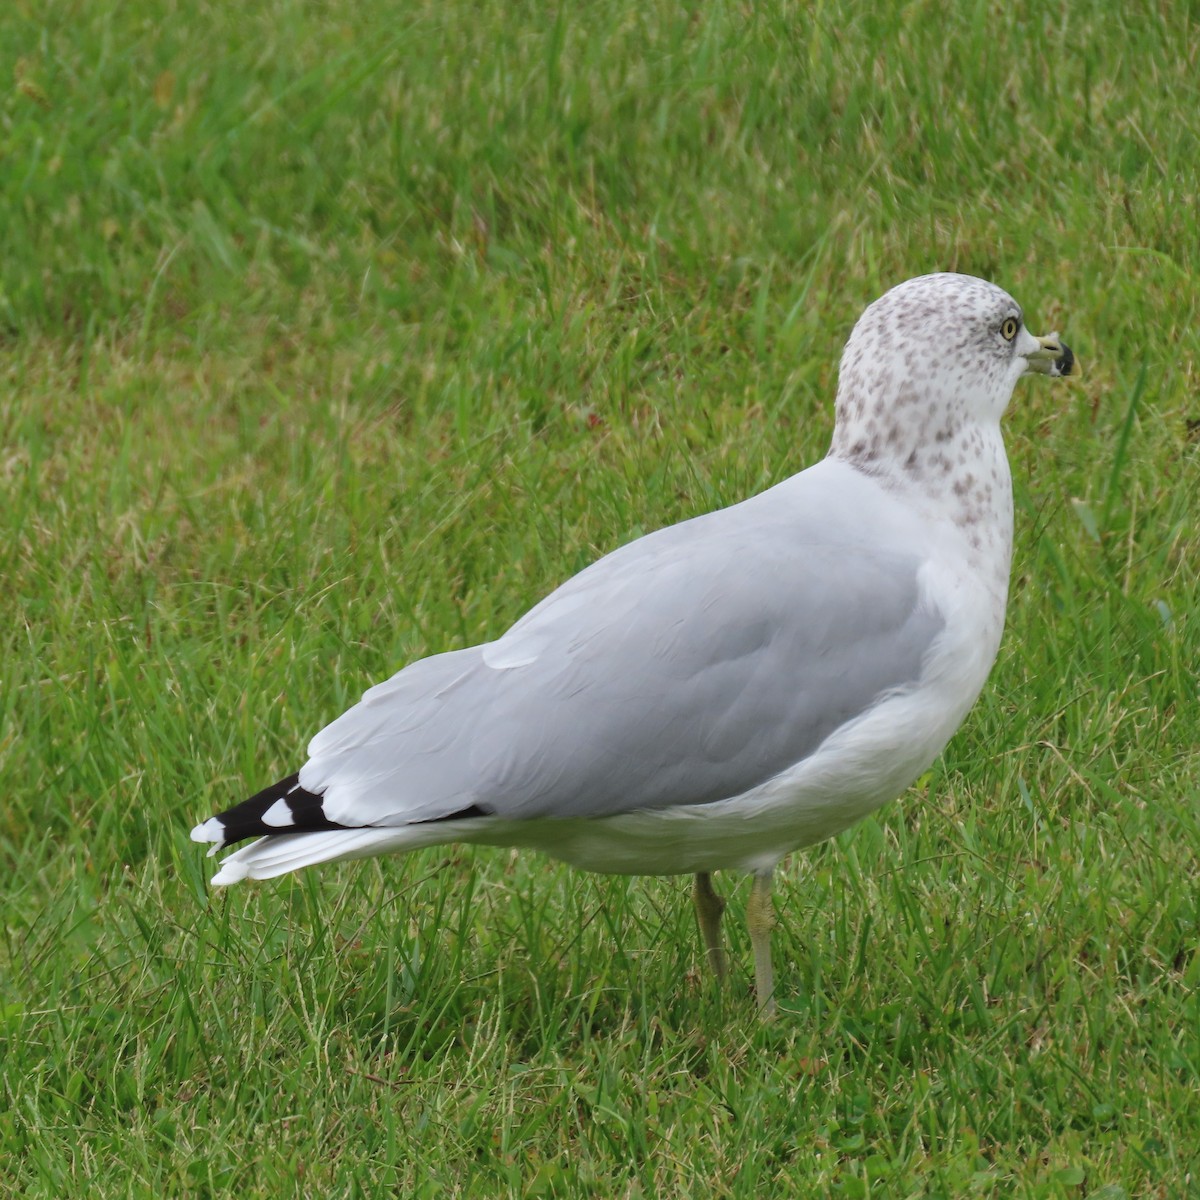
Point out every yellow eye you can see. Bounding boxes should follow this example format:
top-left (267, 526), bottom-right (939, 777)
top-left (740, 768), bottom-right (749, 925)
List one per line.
top-left (1001, 316), bottom-right (1019, 341)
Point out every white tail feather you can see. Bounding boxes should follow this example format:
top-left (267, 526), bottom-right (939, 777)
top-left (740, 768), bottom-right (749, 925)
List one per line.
top-left (209, 827), bottom-right (435, 885)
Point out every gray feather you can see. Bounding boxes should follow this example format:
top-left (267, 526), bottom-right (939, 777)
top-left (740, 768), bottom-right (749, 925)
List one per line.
top-left (299, 460), bottom-right (946, 827)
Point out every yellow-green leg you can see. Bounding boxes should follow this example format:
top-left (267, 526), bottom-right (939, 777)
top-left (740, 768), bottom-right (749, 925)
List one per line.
top-left (693, 872), bottom-right (728, 983)
top-left (746, 868), bottom-right (777, 1016)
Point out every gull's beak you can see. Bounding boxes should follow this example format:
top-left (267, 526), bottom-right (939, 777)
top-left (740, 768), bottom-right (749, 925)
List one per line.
top-left (1025, 331), bottom-right (1079, 378)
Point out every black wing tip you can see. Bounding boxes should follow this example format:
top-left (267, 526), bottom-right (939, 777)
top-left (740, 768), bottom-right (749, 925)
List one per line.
top-left (195, 778), bottom-right (495, 851)
top-left (200, 772), bottom-right (351, 848)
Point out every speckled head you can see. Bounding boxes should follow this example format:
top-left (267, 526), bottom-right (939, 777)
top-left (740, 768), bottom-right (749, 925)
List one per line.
top-left (829, 273), bottom-right (1074, 475)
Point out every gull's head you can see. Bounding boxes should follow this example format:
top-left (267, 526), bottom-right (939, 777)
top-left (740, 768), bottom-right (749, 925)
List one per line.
top-left (830, 273), bottom-right (1076, 472)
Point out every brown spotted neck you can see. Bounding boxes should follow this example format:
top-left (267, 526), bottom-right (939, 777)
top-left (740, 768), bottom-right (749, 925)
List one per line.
top-left (828, 401), bottom-right (1015, 598)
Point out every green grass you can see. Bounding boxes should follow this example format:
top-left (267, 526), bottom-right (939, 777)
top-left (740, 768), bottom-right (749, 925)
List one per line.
top-left (2, 0), bottom-right (1198, 1195)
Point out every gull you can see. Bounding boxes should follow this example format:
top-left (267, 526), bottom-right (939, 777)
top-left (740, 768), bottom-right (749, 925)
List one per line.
top-left (191, 273), bottom-right (1076, 1014)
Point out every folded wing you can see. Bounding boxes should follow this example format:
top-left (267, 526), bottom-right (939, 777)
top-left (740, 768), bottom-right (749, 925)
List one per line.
top-left (295, 471), bottom-right (945, 829)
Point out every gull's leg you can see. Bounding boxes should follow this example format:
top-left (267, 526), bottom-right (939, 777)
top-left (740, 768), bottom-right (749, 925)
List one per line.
top-left (693, 872), bottom-right (728, 983)
top-left (746, 868), bottom-right (777, 1016)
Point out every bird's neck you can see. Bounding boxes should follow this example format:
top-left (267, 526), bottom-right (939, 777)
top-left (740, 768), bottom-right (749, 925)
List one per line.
top-left (828, 416), bottom-right (1015, 603)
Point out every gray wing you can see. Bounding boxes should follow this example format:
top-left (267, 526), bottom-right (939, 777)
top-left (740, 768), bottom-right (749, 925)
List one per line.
top-left (299, 464), bottom-right (945, 826)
